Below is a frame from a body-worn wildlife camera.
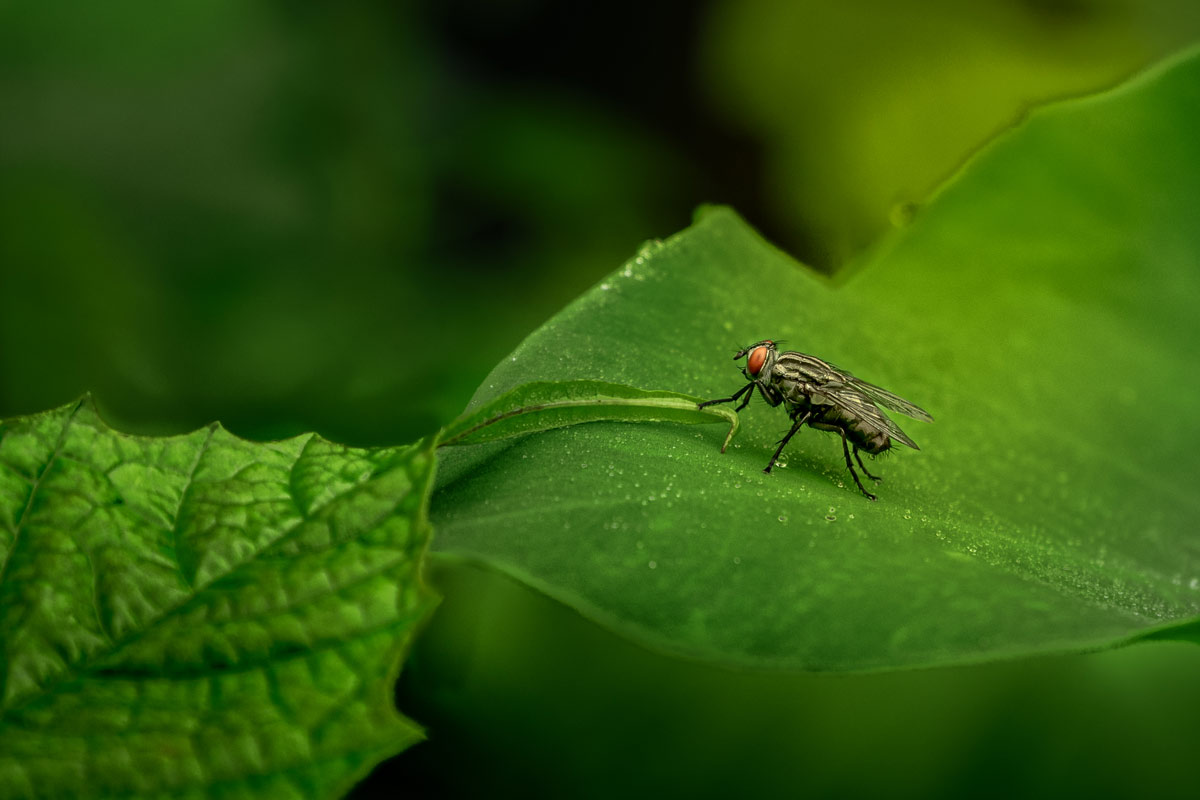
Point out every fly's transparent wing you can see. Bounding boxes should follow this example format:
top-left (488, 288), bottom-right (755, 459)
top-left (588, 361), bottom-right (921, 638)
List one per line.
top-left (776, 351), bottom-right (932, 422)
top-left (821, 384), bottom-right (922, 450)
top-left (846, 377), bottom-right (934, 422)
top-left (773, 350), bottom-right (928, 448)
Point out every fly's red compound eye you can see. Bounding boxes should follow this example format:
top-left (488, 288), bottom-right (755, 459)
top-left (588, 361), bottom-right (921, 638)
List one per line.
top-left (747, 346), bottom-right (768, 376)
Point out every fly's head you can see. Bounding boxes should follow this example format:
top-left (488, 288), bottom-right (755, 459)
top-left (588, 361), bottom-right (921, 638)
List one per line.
top-left (734, 339), bottom-right (778, 386)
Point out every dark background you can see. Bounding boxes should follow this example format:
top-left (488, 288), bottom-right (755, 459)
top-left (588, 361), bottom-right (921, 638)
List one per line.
top-left (3, 2), bottom-right (1200, 797)
top-left (5, 0), bottom-right (1197, 444)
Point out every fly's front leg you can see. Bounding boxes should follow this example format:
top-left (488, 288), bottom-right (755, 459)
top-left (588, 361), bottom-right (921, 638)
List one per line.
top-left (852, 446), bottom-right (881, 482)
top-left (756, 383), bottom-right (784, 407)
top-left (764, 411), bottom-right (810, 474)
top-left (840, 432), bottom-right (877, 501)
top-left (698, 382), bottom-right (754, 412)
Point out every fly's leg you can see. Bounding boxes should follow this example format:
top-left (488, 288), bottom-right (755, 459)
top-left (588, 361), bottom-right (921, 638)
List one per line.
top-left (698, 382), bottom-right (754, 412)
top-left (756, 383), bottom-right (783, 408)
top-left (764, 411), bottom-right (810, 474)
top-left (840, 432), bottom-right (877, 501)
top-left (852, 446), bottom-right (882, 483)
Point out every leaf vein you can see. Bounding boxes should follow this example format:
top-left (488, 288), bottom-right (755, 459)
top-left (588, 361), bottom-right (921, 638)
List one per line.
top-left (168, 425), bottom-right (217, 590)
top-left (0, 401), bottom-right (82, 593)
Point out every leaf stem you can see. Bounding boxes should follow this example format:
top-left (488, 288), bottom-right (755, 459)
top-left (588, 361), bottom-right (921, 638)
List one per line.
top-left (437, 393), bottom-right (738, 449)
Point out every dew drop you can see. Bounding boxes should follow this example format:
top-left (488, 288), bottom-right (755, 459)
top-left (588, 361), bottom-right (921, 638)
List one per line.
top-left (733, 556), bottom-right (742, 564)
top-left (648, 560), bottom-right (658, 569)
top-left (890, 200), bottom-right (918, 227)
top-left (778, 515), bottom-right (788, 523)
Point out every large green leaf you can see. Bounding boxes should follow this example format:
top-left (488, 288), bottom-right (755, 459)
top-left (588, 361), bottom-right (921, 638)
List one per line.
top-left (431, 48), bottom-right (1200, 670)
top-left (0, 399), bottom-right (436, 798)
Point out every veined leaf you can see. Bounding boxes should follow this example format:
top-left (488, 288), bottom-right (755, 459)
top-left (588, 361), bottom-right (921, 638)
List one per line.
top-left (431, 48), bottom-right (1200, 670)
top-left (0, 399), bottom-right (436, 798)
top-left (438, 380), bottom-right (738, 450)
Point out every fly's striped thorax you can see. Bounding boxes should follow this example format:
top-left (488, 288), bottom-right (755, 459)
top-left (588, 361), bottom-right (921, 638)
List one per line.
top-left (768, 351), bottom-right (838, 411)
top-left (772, 351), bottom-right (841, 384)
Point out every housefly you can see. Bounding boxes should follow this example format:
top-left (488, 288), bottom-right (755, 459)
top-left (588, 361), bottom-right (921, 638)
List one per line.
top-left (698, 340), bottom-right (932, 500)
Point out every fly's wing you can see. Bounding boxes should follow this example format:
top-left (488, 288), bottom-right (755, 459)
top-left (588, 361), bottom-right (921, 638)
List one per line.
top-left (821, 383), bottom-right (922, 450)
top-left (774, 350), bottom-right (925, 448)
top-left (846, 377), bottom-right (933, 422)
top-left (772, 350), bottom-right (931, 450)
top-left (776, 351), bottom-right (932, 422)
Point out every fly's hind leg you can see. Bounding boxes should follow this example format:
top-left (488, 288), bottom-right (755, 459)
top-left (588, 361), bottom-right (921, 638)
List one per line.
top-left (852, 446), bottom-right (882, 483)
top-left (840, 432), bottom-right (877, 501)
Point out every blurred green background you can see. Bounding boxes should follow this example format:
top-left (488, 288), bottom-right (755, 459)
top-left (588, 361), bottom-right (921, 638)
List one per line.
top-left (3, 1), bottom-right (1200, 797)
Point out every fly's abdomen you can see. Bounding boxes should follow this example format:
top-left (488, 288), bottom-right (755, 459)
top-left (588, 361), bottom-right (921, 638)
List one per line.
top-left (813, 407), bottom-right (891, 454)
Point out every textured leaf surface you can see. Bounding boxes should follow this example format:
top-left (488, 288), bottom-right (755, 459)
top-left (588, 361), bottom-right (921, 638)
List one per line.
top-left (432, 49), bottom-right (1200, 670)
top-left (438, 380), bottom-right (737, 448)
top-left (0, 399), bottom-right (436, 798)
